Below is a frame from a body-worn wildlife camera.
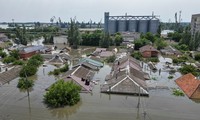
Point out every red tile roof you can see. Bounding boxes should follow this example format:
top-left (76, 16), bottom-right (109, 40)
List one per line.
top-left (175, 73), bottom-right (200, 98)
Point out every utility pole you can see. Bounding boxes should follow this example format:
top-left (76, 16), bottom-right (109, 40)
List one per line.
top-left (136, 86), bottom-right (141, 119)
top-left (25, 70), bottom-right (29, 96)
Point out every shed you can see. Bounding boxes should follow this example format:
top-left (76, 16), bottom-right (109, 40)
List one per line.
top-left (139, 45), bottom-right (159, 58)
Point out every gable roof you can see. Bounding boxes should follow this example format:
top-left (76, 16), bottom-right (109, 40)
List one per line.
top-left (139, 45), bottom-right (158, 53)
top-left (101, 56), bottom-right (149, 95)
top-left (79, 57), bottom-right (104, 67)
top-left (20, 45), bottom-right (45, 53)
top-left (175, 73), bottom-right (200, 98)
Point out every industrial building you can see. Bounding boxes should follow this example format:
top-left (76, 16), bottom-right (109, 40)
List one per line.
top-left (104, 12), bottom-right (160, 34)
top-left (191, 14), bottom-right (200, 36)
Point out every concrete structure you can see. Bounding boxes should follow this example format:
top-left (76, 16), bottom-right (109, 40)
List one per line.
top-left (191, 14), bottom-right (200, 36)
top-left (104, 12), bottom-right (160, 34)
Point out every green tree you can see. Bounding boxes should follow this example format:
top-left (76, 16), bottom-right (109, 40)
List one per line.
top-left (134, 38), bottom-right (150, 50)
top-left (67, 19), bottom-right (80, 49)
top-left (157, 24), bottom-right (162, 37)
top-left (180, 26), bottom-right (191, 47)
top-left (17, 77), bottom-right (34, 90)
top-left (10, 50), bottom-right (20, 59)
top-left (192, 32), bottom-right (200, 51)
top-left (114, 34), bottom-right (123, 46)
top-left (99, 33), bottom-right (110, 48)
top-left (131, 51), bottom-right (142, 60)
top-left (44, 80), bottom-right (81, 107)
top-left (144, 32), bottom-right (156, 43)
top-left (155, 38), bottom-right (167, 50)
top-left (19, 65), bottom-right (37, 77)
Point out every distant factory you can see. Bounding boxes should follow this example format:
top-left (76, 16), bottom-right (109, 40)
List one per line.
top-left (104, 12), bottom-right (160, 34)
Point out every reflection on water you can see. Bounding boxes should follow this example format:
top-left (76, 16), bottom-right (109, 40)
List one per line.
top-left (50, 101), bottom-right (82, 119)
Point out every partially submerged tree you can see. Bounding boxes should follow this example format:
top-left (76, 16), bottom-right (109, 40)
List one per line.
top-left (44, 80), bottom-right (81, 107)
top-left (17, 77), bottom-right (34, 91)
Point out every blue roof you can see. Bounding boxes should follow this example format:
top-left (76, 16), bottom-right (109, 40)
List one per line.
top-left (79, 58), bottom-right (103, 67)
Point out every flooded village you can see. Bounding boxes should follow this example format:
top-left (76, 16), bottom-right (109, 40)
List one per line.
top-left (0, 33), bottom-right (200, 120)
top-left (1, 12), bottom-right (200, 120)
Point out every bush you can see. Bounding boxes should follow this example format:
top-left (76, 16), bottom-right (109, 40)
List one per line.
top-left (30, 54), bottom-right (43, 62)
top-left (168, 75), bottom-right (174, 79)
top-left (0, 51), bottom-right (7, 58)
top-left (194, 54), bottom-right (200, 61)
top-left (44, 80), bottom-right (81, 107)
top-left (105, 55), bottom-right (116, 63)
top-left (147, 57), bottom-right (159, 62)
top-left (13, 60), bottom-right (24, 65)
top-left (10, 50), bottom-right (20, 59)
top-left (17, 77), bottom-right (34, 90)
top-left (3, 56), bottom-right (16, 64)
top-left (172, 89), bottom-right (184, 96)
top-left (49, 64), bottom-right (69, 75)
top-left (179, 65), bottom-right (198, 76)
top-left (60, 64), bottom-right (69, 72)
top-left (131, 51), bottom-right (142, 60)
top-left (172, 56), bottom-right (188, 64)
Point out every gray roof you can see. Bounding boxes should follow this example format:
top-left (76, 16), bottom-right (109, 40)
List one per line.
top-left (21, 45), bottom-right (45, 53)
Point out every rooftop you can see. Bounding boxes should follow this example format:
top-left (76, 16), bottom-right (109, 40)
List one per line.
top-left (175, 73), bottom-right (200, 98)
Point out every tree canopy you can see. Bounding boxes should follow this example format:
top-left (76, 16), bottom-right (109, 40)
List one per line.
top-left (44, 80), bottom-right (81, 107)
top-left (67, 19), bottom-right (81, 49)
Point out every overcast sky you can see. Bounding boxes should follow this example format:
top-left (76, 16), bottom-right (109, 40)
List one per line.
top-left (0, 0), bottom-right (199, 23)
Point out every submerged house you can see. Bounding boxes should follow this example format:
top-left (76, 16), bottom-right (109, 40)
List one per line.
top-left (92, 48), bottom-right (114, 58)
top-left (62, 57), bottom-right (103, 93)
top-left (19, 45), bottom-right (47, 59)
top-left (101, 56), bottom-right (150, 96)
top-left (62, 65), bottom-right (95, 93)
top-left (175, 73), bottom-right (200, 99)
top-left (77, 57), bottom-right (104, 70)
top-left (41, 53), bottom-right (70, 65)
top-left (139, 45), bottom-right (159, 58)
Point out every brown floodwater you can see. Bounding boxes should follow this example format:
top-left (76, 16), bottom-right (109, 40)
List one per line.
top-left (0, 52), bottom-right (200, 120)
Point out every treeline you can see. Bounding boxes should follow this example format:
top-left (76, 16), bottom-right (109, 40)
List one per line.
top-left (167, 26), bottom-right (200, 51)
top-left (134, 32), bottom-right (167, 50)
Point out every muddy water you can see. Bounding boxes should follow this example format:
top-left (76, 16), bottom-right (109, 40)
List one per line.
top-left (1, 55), bottom-right (200, 120)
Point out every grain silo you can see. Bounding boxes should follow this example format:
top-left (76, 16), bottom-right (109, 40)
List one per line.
top-left (108, 20), bottom-right (117, 34)
top-left (138, 20), bottom-right (148, 33)
top-left (118, 20), bottom-right (127, 32)
top-left (104, 12), bottom-right (160, 34)
top-left (128, 20), bottom-right (138, 32)
top-left (149, 20), bottom-right (159, 34)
